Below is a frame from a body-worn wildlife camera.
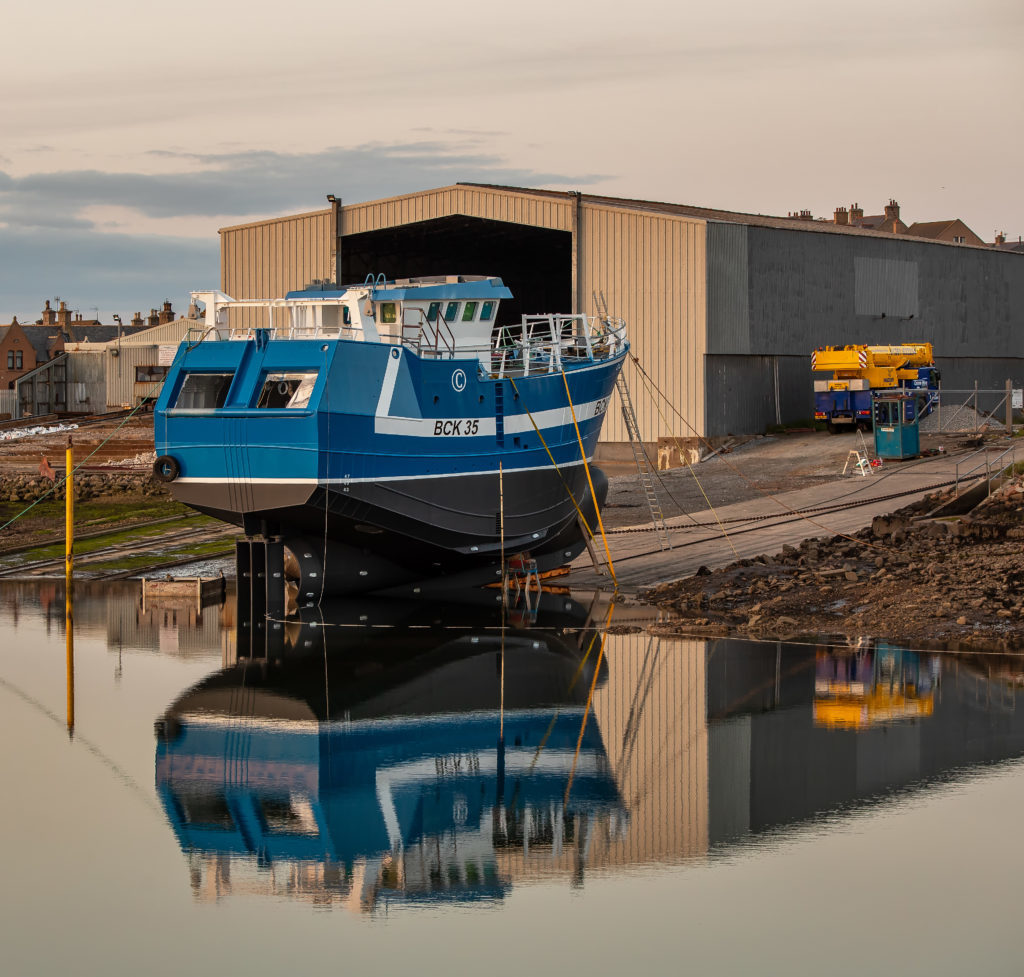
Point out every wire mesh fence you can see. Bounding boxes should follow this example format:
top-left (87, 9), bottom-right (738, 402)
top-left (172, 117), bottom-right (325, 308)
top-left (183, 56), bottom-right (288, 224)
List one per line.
top-left (921, 384), bottom-right (1021, 435)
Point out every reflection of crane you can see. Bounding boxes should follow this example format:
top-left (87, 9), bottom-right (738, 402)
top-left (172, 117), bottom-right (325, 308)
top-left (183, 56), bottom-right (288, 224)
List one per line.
top-left (814, 643), bottom-right (940, 729)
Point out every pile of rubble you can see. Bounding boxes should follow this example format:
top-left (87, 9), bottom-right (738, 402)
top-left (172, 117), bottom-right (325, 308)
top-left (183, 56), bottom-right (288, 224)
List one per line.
top-left (643, 475), bottom-right (1024, 651)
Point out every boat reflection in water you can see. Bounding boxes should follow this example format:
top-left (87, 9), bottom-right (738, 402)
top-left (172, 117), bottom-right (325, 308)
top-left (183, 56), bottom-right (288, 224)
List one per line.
top-left (155, 593), bottom-right (626, 909)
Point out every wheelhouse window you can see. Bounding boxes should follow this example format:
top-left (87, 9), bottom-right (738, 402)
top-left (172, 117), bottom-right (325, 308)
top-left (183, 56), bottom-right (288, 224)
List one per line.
top-left (342, 305), bottom-right (352, 326)
top-left (173, 372), bottom-right (234, 409)
top-left (255, 370), bottom-right (318, 409)
top-left (461, 302), bottom-right (478, 322)
top-left (444, 301), bottom-right (460, 322)
top-left (426, 302), bottom-right (440, 323)
top-left (380, 302), bottom-right (398, 324)
top-left (480, 301), bottom-right (494, 321)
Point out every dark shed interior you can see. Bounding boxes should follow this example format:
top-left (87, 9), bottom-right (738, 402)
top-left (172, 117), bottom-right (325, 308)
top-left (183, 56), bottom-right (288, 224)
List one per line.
top-left (340, 216), bottom-right (571, 327)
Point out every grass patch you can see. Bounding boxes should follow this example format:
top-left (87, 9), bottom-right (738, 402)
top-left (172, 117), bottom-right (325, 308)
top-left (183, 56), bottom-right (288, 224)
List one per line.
top-left (0, 496), bottom-right (189, 530)
top-left (86, 537), bottom-right (237, 573)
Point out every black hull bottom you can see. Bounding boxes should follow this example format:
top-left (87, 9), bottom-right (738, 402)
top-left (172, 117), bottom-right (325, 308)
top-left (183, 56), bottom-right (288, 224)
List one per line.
top-left (175, 465), bottom-right (607, 596)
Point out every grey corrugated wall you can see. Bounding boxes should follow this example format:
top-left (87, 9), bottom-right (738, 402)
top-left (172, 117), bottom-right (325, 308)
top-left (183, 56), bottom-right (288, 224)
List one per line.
top-left (705, 223), bottom-right (1024, 435)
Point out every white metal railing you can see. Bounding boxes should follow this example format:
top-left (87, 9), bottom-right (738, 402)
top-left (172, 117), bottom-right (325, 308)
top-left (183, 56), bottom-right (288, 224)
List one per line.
top-left (184, 300), bottom-right (628, 373)
top-left (492, 314), bottom-right (628, 377)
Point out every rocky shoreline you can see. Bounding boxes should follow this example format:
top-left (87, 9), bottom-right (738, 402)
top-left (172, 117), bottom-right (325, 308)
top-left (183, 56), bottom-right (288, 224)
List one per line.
top-left (641, 474), bottom-right (1024, 652)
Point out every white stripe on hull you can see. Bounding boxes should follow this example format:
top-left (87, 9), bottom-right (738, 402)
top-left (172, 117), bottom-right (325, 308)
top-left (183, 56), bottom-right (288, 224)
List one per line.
top-left (175, 456), bottom-right (593, 486)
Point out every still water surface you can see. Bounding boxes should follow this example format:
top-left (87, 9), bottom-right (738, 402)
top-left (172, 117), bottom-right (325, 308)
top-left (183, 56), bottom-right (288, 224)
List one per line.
top-left (1, 580), bottom-right (1023, 976)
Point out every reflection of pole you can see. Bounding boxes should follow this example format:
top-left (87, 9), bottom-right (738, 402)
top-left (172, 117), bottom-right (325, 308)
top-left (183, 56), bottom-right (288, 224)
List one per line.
top-left (498, 461), bottom-right (506, 802)
top-left (564, 601), bottom-right (616, 806)
top-left (499, 461), bottom-right (505, 740)
top-left (65, 436), bottom-right (74, 737)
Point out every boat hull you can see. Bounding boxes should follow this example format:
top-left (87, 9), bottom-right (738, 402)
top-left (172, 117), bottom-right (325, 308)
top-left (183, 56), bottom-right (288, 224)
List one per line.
top-left (174, 462), bottom-right (607, 594)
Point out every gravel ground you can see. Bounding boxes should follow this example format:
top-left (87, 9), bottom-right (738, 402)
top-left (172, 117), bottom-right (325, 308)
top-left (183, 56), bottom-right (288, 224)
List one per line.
top-left (599, 429), bottom-right (960, 529)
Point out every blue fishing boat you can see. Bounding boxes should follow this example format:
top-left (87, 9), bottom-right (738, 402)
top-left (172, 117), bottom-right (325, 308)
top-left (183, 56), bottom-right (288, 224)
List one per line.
top-left (153, 275), bottom-right (627, 595)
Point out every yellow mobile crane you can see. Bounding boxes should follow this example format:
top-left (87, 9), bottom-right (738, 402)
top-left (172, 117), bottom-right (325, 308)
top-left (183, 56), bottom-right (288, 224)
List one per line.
top-left (811, 343), bottom-right (939, 432)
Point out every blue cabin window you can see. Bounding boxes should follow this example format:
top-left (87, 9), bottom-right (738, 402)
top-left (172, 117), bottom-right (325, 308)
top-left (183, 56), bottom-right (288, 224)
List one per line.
top-left (173, 372), bottom-right (234, 409)
top-left (380, 302), bottom-right (397, 324)
top-left (480, 301), bottom-right (494, 321)
top-left (256, 371), bottom-right (318, 409)
top-left (427, 302), bottom-right (440, 323)
top-left (444, 302), bottom-right (459, 323)
top-left (461, 302), bottom-right (478, 322)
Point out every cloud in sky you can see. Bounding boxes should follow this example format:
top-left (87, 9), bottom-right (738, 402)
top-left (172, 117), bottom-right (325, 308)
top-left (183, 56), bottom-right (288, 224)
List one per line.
top-left (0, 141), bottom-right (606, 229)
top-left (0, 141), bottom-right (608, 321)
top-left (0, 226), bottom-right (217, 324)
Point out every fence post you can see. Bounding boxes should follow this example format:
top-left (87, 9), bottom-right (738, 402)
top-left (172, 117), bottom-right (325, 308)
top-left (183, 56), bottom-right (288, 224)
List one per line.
top-left (1007, 379), bottom-right (1013, 435)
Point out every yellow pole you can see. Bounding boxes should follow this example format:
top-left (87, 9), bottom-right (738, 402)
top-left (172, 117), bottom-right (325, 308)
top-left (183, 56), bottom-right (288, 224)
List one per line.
top-left (561, 371), bottom-right (617, 587)
top-left (499, 461), bottom-right (505, 740)
top-left (65, 436), bottom-right (75, 737)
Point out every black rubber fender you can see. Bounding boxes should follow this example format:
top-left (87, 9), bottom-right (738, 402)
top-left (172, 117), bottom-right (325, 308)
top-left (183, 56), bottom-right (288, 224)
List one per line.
top-left (152, 455), bottom-right (181, 482)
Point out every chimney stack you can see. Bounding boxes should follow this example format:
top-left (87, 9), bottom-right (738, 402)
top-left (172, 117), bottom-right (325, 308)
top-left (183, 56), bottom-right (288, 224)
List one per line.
top-left (834, 206), bottom-right (849, 225)
top-left (995, 231), bottom-right (1007, 246)
top-left (158, 300), bottom-right (174, 324)
top-left (41, 299), bottom-right (56, 325)
top-left (57, 300), bottom-right (70, 327)
top-left (884, 199), bottom-right (900, 222)
top-left (850, 203), bottom-right (864, 226)
top-left (132, 312), bottom-right (144, 327)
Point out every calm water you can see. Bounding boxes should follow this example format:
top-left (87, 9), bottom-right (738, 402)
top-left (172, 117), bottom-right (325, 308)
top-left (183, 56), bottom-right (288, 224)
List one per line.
top-left (2, 580), bottom-right (1023, 976)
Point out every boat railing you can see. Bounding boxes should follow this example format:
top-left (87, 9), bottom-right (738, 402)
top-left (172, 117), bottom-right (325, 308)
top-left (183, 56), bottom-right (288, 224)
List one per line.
top-left (183, 298), bottom-right (627, 373)
top-left (492, 314), bottom-right (627, 377)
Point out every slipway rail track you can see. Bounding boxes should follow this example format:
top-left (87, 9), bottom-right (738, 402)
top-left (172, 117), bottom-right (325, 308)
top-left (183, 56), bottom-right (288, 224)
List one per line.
top-left (0, 522), bottom-right (238, 580)
top-left (571, 447), bottom-right (991, 593)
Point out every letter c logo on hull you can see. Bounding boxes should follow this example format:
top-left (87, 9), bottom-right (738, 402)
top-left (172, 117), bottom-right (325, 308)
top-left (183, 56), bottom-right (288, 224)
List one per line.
top-left (451, 369), bottom-right (467, 393)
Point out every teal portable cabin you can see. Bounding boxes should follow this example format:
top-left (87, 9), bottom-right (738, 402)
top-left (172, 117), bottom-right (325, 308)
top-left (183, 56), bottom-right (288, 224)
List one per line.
top-left (872, 390), bottom-right (922, 460)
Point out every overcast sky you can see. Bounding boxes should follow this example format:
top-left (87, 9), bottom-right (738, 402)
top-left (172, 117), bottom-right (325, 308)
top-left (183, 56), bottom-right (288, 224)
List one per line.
top-left (2, 0), bottom-right (1021, 322)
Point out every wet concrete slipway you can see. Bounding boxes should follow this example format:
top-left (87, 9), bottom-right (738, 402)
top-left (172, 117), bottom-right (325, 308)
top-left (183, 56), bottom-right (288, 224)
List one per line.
top-left (2, 577), bottom-right (1024, 977)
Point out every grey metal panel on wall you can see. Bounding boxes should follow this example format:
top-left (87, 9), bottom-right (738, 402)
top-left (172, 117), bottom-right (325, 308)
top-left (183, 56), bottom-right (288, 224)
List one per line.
top-left (854, 257), bottom-right (918, 317)
top-left (933, 357), bottom-right (1024, 391)
top-left (706, 222), bottom-right (750, 354)
top-left (744, 227), bottom-right (1024, 358)
top-left (704, 354), bottom-right (810, 438)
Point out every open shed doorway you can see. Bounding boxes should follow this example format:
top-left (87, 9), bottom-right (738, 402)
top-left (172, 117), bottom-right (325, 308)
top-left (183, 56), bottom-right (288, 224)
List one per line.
top-left (340, 215), bottom-right (571, 328)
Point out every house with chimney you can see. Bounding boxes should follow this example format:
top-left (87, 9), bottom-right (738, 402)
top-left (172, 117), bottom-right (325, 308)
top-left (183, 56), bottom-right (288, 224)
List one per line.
top-left (1, 299), bottom-right (169, 390)
top-left (833, 200), bottom-right (909, 234)
top-left (904, 219), bottom-right (985, 246)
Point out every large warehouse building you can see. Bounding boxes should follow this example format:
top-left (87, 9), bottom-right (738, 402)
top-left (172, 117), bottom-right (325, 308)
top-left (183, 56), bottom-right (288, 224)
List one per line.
top-left (218, 184), bottom-right (1024, 444)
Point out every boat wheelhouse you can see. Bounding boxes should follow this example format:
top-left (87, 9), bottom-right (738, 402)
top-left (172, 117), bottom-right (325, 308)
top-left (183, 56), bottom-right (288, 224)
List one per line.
top-left (153, 275), bottom-right (628, 597)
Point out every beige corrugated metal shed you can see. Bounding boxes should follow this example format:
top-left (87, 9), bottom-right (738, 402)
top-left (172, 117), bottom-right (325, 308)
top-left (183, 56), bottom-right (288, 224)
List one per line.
top-left (65, 319), bottom-right (198, 408)
top-left (219, 183), bottom-right (1024, 444)
top-left (221, 184), bottom-right (709, 443)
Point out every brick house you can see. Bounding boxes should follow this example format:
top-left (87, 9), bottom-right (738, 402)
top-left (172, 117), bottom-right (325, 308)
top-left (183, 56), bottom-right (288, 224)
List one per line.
top-left (1, 299), bottom-right (170, 389)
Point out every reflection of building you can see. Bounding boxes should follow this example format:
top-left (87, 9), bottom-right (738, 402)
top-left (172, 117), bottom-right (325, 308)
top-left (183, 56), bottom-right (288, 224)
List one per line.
top-left (0, 580), bottom-right (227, 661)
